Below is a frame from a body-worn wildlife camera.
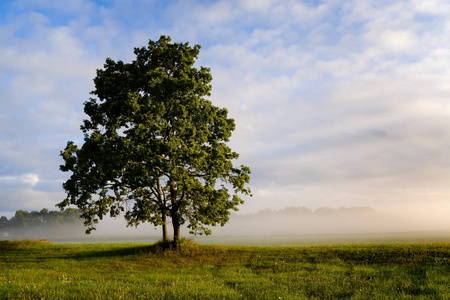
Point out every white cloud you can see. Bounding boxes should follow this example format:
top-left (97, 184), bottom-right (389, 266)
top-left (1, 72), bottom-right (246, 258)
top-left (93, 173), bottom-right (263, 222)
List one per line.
top-left (411, 0), bottom-right (450, 15)
top-left (364, 29), bottom-right (418, 52)
top-left (193, 1), bottom-right (234, 23)
top-left (241, 0), bottom-right (278, 12)
top-left (20, 174), bottom-right (39, 186)
top-left (0, 188), bottom-right (64, 212)
top-left (0, 173), bottom-right (39, 186)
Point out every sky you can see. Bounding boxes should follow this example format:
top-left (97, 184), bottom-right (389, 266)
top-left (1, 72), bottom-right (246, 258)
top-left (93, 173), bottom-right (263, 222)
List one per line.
top-left (1, 0), bottom-right (450, 225)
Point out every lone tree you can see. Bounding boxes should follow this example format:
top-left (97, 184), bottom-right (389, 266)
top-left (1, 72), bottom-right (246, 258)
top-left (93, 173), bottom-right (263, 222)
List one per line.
top-left (59, 36), bottom-right (251, 244)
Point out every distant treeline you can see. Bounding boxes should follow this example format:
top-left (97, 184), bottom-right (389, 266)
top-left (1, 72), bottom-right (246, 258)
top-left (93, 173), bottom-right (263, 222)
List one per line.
top-left (0, 208), bottom-right (85, 239)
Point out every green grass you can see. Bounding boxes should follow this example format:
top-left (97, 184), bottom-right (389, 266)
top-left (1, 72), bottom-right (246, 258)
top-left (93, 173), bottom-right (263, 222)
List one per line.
top-left (194, 231), bottom-right (450, 246)
top-left (0, 239), bottom-right (449, 299)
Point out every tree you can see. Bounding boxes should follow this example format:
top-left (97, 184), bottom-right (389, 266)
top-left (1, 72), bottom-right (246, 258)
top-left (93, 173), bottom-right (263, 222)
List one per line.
top-left (59, 35), bottom-right (251, 244)
top-left (0, 216), bottom-right (8, 235)
top-left (9, 210), bottom-right (31, 228)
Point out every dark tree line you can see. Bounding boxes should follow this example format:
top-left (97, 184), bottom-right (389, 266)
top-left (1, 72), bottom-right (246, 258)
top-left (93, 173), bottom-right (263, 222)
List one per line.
top-left (0, 208), bottom-right (84, 239)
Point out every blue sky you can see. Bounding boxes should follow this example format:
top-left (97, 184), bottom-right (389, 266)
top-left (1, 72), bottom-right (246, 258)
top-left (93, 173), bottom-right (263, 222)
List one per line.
top-left (1, 0), bottom-right (450, 225)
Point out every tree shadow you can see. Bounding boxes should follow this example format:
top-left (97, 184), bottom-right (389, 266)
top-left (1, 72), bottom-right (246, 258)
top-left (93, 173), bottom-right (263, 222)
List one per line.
top-left (0, 239), bottom-right (191, 263)
top-left (73, 245), bottom-right (157, 260)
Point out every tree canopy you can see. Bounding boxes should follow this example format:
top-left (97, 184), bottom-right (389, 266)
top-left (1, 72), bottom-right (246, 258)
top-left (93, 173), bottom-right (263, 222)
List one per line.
top-left (59, 35), bottom-right (251, 243)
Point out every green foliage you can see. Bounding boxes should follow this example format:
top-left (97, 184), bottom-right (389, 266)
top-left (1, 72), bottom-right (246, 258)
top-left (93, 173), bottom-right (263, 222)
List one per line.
top-left (59, 35), bottom-right (251, 241)
top-left (0, 241), bottom-right (449, 299)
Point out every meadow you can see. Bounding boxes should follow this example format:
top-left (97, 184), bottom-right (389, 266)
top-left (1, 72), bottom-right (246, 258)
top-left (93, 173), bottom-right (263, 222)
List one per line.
top-left (0, 239), bottom-right (449, 299)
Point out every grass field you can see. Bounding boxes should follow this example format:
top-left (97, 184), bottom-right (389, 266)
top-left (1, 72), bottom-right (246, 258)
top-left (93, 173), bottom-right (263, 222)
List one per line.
top-left (0, 239), bottom-right (449, 299)
top-left (194, 231), bottom-right (450, 246)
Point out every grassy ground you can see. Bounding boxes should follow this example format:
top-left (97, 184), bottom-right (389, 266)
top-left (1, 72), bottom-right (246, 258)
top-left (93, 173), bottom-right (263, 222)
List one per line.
top-left (194, 231), bottom-right (450, 246)
top-left (0, 239), bottom-right (449, 299)
top-left (47, 230), bottom-right (450, 245)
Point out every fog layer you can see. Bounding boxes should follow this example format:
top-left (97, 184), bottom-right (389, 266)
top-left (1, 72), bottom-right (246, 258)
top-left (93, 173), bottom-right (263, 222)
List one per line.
top-left (90, 206), bottom-right (450, 240)
top-left (3, 206), bottom-right (449, 243)
top-left (210, 207), bottom-right (450, 237)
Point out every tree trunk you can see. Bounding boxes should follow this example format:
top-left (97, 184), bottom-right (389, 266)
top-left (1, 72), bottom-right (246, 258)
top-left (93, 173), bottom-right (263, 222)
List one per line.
top-left (161, 211), bottom-right (168, 242)
top-left (172, 212), bottom-right (181, 244)
top-left (168, 179), bottom-right (181, 245)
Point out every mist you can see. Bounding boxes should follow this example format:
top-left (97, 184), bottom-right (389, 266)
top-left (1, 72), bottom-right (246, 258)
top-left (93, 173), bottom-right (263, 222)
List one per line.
top-left (208, 207), bottom-right (449, 236)
top-left (57, 206), bottom-right (450, 243)
top-left (2, 206), bottom-right (448, 244)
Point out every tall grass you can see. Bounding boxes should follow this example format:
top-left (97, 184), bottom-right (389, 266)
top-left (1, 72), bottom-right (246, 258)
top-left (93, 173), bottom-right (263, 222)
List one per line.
top-left (0, 239), bottom-right (449, 299)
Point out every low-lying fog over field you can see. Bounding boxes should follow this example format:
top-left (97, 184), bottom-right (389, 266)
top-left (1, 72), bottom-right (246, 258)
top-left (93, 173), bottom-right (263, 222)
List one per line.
top-left (2, 206), bottom-right (449, 244)
top-left (41, 206), bottom-right (447, 244)
top-left (213, 207), bottom-right (450, 236)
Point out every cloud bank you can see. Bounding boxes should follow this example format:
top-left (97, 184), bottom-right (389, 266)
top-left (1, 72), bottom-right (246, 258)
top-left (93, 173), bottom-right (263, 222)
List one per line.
top-left (0, 0), bottom-right (449, 228)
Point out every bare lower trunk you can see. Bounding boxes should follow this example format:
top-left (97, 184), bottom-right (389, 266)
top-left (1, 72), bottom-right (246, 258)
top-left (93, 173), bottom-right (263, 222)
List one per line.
top-left (161, 211), bottom-right (168, 242)
top-left (169, 180), bottom-right (181, 245)
top-left (172, 212), bottom-right (181, 244)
